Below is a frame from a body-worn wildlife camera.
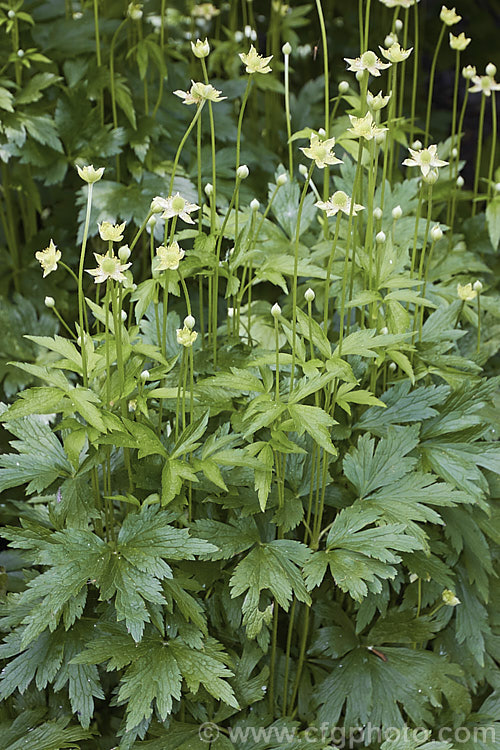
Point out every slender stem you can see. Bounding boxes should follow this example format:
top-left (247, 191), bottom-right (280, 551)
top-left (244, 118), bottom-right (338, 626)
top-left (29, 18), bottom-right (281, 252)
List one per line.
top-left (109, 19), bottom-right (128, 129)
top-left (282, 598), bottom-right (296, 716)
top-left (201, 59), bottom-right (217, 229)
top-left (487, 92), bottom-right (497, 200)
top-left (323, 212), bottom-right (342, 330)
top-left (409, 0), bottom-right (420, 145)
top-left (212, 182), bottom-right (240, 365)
top-left (284, 51), bottom-right (293, 176)
top-left (315, 0), bottom-right (330, 214)
top-left (472, 94), bottom-right (486, 216)
top-left (78, 184), bottom-right (94, 387)
top-left (235, 77), bottom-right (253, 240)
top-left (363, 0), bottom-right (372, 54)
top-left (338, 144), bottom-right (363, 351)
top-left (424, 23), bottom-right (446, 146)
top-left (168, 104), bottom-right (205, 195)
top-left (476, 293), bottom-right (481, 354)
top-left (291, 163), bottom-right (315, 391)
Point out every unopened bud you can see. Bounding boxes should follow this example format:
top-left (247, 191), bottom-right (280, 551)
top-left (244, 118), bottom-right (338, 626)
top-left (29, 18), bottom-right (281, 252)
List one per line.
top-left (355, 70), bottom-right (364, 81)
top-left (277, 173), bottom-right (288, 186)
top-left (121, 310), bottom-right (127, 321)
top-left (376, 231), bottom-right (386, 243)
top-left (237, 164), bottom-right (249, 179)
top-left (423, 169), bottom-right (439, 185)
top-left (430, 225), bottom-right (443, 241)
top-left (380, 326), bottom-right (389, 335)
top-left (282, 42), bottom-right (292, 55)
top-left (486, 62), bottom-right (497, 77)
top-left (227, 307), bottom-right (234, 318)
top-left (304, 287), bottom-right (315, 302)
top-left (8, 9), bottom-right (15, 18)
top-left (451, 147), bottom-right (458, 158)
top-left (412, 139), bottom-right (423, 150)
top-left (118, 244), bottom-right (131, 262)
top-left (456, 175), bottom-right (464, 188)
top-left (44, 296), bottom-right (55, 308)
top-left (389, 361), bottom-right (397, 371)
top-left (392, 205), bottom-right (402, 220)
top-left (17, 49), bottom-right (24, 58)
top-left (271, 303), bottom-right (281, 317)
top-left (204, 183), bottom-right (213, 196)
top-left (384, 34), bottom-right (396, 47)
top-left (338, 80), bottom-right (349, 94)
top-left (395, 19), bottom-right (403, 32)
top-left (298, 164), bottom-right (308, 177)
top-left (250, 198), bottom-right (260, 211)
top-left (495, 182), bottom-right (500, 193)
top-left (373, 207), bottom-right (383, 220)
top-left (140, 369), bottom-right (149, 381)
top-left (473, 280), bottom-right (483, 293)
top-left (191, 38), bottom-right (210, 58)
top-left (184, 315), bottom-right (196, 329)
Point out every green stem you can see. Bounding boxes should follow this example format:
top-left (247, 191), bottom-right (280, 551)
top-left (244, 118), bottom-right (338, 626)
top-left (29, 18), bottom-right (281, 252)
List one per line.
top-left (315, 0), bottom-right (330, 212)
top-left (291, 163), bottom-right (315, 391)
top-left (168, 103), bottom-right (205, 195)
top-left (78, 184), bottom-right (94, 387)
top-left (476, 293), bottom-right (481, 354)
top-left (235, 77), bottom-right (253, 240)
top-left (472, 94), bottom-right (486, 216)
top-left (283, 50), bottom-right (293, 176)
top-left (201, 58), bottom-right (217, 229)
top-left (424, 23), bottom-right (446, 146)
top-left (323, 212), bottom-right (342, 330)
top-left (409, 0), bottom-right (419, 146)
top-left (487, 91), bottom-right (497, 200)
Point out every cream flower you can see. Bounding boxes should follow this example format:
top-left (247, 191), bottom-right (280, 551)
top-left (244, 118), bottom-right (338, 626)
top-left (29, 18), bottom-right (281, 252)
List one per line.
top-left (174, 80), bottom-right (226, 104)
top-left (449, 32), bottom-right (471, 51)
top-left (35, 239), bottom-right (61, 277)
top-left (239, 44), bottom-right (273, 74)
top-left (177, 325), bottom-right (198, 347)
top-left (191, 38), bottom-right (210, 58)
top-left (468, 74), bottom-right (500, 97)
top-left (299, 133), bottom-right (343, 169)
top-left (345, 50), bottom-right (391, 77)
top-left (462, 65), bottom-right (476, 80)
top-left (160, 193), bottom-right (200, 224)
top-left (367, 90), bottom-right (391, 111)
top-left (442, 589), bottom-right (461, 606)
top-left (86, 252), bottom-right (131, 284)
top-left (402, 144), bottom-right (448, 176)
top-left (155, 241), bottom-right (185, 271)
top-left (440, 5), bottom-right (461, 25)
top-left (77, 164), bottom-right (105, 184)
top-left (378, 0), bottom-right (418, 7)
top-left (191, 3), bottom-right (220, 20)
top-left (457, 282), bottom-right (477, 301)
top-left (98, 221), bottom-right (126, 243)
top-left (315, 191), bottom-right (364, 217)
top-left (348, 112), bottom-right (388, 141)
top-left (379, 42), bottom-right (413, 63)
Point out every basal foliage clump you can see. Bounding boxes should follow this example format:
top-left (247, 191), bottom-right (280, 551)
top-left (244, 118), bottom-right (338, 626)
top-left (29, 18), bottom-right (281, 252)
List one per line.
top-left (0, 1), bottom-right (500, 748)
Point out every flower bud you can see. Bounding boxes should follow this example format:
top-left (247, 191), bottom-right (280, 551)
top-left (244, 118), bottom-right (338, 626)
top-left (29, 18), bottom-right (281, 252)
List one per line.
top-left (473, 280), bottom-right (483, 293)
top-left (355, 70), bottom-right (364, 81)
top-left (250, 198), bottom-right (260, 211)
top-left (8, 9), bottom-right (16, 18)
top-left (430, 225), bottom-right (443, 241)
top-left (442, 589), bottom-right (461, 607)
top-left (456, 175), bottom-right (464, 188)
top-left (495, 182), bottom-right (500, 193)
top-left (127, 2), bottom-right (143, 20)
top-left (234, 30), bottom-right (244, 43)
top-left (304, 287), bottom-right (315, 302)
top-left (236, 164), bottom-right (249, 179)
top-left (388, 361), bottom-right (397, 371)
top-left (148, 215), bottom-right (157, 229)
top-left (150, 196), bottom-right (164, 213)
top-left (373, 207), bottom-right (383, 220)
top-left (395, 19), bottom-right (403, 32)
top-left (298, 164), bottom-right (308, 177)
top-left (486, 62), bottom-right (497, 77)
top-left (118, 244), bottom-right (131, 262)
top-left (277, 173), bottom-right (288, 186)
top-left (412, 139), bottom-right (422, 150)
top-left (184, 314), bottom-right (195, 329)
top-left (282, 42), bottom-right (292, 55)
top-left (204, 183), bottom-right (213, 196)
top-left (121, 310), bottom-right (128, 322)
top-left (423, 168), bottom-right (439, 185)
top-left (462, 65), bottom-right (476, 80)
top-left (227, 307), bottom-right (234, 318)
top-left (384, 34), bottom-right (396, 47)
top-left (318, 128), bottom-right (326, 136)
top-left (17, 49), bottom-right (24, 58)
top-left (44, 296), bottom-right (55, 308)
top-left (140, 369), bottom-right (149, 381)
top-left (191, 38), bottom-right (210, 58)
top-left (451, 147), bottom-right (458, 158)
top-left (380, 326), bottom-right (389, 335)
top-left (376, 231), bottom-right (386, 243)
top-left (271, 303), bottom-right (281, 317)
top-left (392, 205), bottom-right (402, 220)
top-left (338, 80), bottom-right (349, 94)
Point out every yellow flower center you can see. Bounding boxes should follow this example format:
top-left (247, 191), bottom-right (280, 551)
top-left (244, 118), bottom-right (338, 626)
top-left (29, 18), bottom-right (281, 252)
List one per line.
top-left (172, 195), bottom-right (186, 213)
top-left (361, 51), bottom-right (377, 68)
top-left (102, 257), bottom-right (117, 275)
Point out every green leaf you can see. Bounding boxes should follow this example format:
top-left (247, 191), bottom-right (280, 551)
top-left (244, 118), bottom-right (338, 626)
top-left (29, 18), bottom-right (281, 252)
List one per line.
top-left (230, 540), bottom-right (311, 636)
top-left (0, 413), bottom-right (72, 494)
top-left (0, 86), bottom-right (14, 112)
top-left (486, 197), bottom-right (500, 249)
top-left (288, 404), bottom-right (337, 455)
